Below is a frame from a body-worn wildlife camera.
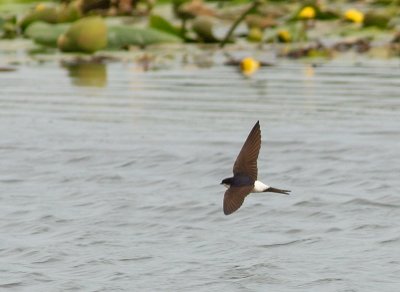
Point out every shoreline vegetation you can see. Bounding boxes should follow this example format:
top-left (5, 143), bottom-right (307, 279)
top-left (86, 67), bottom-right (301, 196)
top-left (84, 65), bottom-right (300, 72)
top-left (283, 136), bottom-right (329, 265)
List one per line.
top-left (0, 0), bottom-right (399, 71)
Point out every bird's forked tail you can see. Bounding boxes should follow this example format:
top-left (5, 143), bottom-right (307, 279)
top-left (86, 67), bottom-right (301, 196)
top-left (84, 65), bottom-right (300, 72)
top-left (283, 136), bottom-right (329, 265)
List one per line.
top-left (264, 187), bottom-right (291, 195)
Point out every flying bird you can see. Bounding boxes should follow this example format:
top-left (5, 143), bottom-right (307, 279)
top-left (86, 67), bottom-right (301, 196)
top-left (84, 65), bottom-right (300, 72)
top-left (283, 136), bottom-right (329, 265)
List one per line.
top-left (221, 121), bottom-right (290, 215)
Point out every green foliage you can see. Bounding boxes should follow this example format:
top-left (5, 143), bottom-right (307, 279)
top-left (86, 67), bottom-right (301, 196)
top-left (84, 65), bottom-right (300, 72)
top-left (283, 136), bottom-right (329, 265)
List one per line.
top-left (149, 14), bottom-right (184, 39)
top-left (247, 26), bottom-right (263, 42)
top-left (22, 17), bottom-right (182, 51)
top-left (290, 4), bottom-right (339, 21)
top-left (58, 16), bottom-right (107, 53)
top-left (0, 15), bottom-right (17, 39)
top-left (20, 5), bottom-right (59, 31)
top-left (192, 16), bottom-right (219, 43)
top-left (363, 12), bottom-right (391, 29)
top-left (0, 0), bottom-right (398, 53)
top-left (19, 1), bottom-right (81, 32)
top-left (317, 9), bottom-right (340, 20)
top-left (25, 21), bottom-right (69, 47)
top-left (108, 25), bottom-right (182, 48)
top-left (57, 1), bottom-right (82, 23)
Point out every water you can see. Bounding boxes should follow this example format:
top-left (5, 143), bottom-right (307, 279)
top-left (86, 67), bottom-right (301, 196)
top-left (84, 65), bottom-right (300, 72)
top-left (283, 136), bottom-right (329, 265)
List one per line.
top-left (1, 53), bottom-right (400, 291)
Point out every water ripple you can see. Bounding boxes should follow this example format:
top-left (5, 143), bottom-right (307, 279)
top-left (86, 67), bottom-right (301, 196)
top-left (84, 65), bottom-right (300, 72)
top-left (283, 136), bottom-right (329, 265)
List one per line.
top-left (0, 58), bottom-right (399, 291)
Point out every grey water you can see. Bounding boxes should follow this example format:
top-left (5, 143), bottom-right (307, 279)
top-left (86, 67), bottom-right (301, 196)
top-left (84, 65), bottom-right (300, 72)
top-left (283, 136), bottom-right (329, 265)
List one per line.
top-left (1, 54), bottom-right (399, 291)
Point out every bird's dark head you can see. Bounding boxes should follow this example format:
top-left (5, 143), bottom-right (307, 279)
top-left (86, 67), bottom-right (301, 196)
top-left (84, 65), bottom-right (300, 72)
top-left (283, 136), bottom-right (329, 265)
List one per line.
top-left (220, 177), bottom-right (233, 188)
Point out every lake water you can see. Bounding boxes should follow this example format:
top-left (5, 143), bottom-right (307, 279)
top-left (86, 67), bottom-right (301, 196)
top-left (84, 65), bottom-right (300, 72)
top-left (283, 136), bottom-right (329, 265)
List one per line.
top-left (1, 50), bottom-right (399, 291)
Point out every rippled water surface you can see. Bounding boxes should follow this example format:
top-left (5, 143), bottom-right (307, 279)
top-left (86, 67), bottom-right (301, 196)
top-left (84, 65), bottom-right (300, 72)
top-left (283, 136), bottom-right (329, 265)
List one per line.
top-left (1, 54), bottom-right (400, 291)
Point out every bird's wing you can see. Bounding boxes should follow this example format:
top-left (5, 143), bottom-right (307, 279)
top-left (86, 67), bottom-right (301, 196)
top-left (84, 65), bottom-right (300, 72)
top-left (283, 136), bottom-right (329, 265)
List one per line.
top-left (233, 121), bottom-right (261, 181)
top-left (223, 186), bottom-right (254, 215)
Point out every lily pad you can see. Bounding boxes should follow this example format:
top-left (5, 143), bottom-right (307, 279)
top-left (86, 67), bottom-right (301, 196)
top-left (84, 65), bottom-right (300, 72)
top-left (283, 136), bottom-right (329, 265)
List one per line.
top-left (57, 0), bottom-right (82, 23)
top-left (363, 12), bottom-right (390, 29)
top-left (25, 21), bottom-right (69, 47)
top-left (0, 15), bottom-right (18, 39)
top-left (107, 26), bottom-right (182, 48)
top-left (149, 15), bottom-right (184, 39)
top-left (20, 5), bottom-right (59, 31)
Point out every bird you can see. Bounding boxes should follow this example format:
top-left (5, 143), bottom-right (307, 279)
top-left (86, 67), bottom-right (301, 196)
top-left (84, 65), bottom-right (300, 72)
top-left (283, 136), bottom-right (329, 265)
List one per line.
top-left (221, 121), bottom-right (290, 215)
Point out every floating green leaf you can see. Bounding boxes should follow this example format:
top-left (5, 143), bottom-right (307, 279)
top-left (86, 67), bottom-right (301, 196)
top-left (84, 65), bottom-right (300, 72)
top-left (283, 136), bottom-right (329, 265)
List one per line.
top-left (20, 5), bottom-right (59, 31)
top-left (25, 21), bottom-right (69, 47)
top-left (107, 26), bottom-right (182, 48)
top-left (149, 15), bottom-right (183, 39)
top-left (0, 15), bottom-right (18, 39)
top-left (363, 12), bottom-right (390, 29)
top-left (57, 0), bottom-right (82, 23)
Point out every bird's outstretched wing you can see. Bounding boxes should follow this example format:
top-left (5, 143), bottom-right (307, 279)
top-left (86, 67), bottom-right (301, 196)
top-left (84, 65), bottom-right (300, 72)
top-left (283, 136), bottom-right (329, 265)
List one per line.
top-left (233, 121), bottom-right (261, 181)
top-left (223, 186), bottom-right (254, 215)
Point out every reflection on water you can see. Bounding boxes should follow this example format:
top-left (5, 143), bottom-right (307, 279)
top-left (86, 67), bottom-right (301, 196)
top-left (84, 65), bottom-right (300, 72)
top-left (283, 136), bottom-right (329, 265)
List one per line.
top-left (0, 57), bottom-right (400, 291)
top-left (63, 61), bottom-right (107, 87)
top-left (0, 66), bottom-right (16, 72)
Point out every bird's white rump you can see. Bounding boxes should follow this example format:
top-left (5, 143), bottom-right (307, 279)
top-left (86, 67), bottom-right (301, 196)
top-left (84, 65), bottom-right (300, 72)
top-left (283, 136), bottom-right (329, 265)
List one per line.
top-left (252, 180), bottom-right (269, 193)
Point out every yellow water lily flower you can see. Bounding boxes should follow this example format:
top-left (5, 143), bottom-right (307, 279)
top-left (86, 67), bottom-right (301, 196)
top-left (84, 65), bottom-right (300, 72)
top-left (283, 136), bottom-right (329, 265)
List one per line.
top-left (299, 6), bottom-right (316, 20)
top-left (35, 3), bottom-right (47, 12)
top-left (344, 9), bottom-right (364, 24)
top-left (240, 57), bottom-right (260, 76)
top-left (277, 30), bottom-right (291, 43)
top-left (247, 27), bottom-right (263, 43)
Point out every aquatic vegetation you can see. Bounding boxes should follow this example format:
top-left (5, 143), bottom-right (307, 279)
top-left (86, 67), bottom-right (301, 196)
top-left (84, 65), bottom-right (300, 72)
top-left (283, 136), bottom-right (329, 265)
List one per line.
top-left (22, 16), bottom-right (182, 52)
top-left (25, 21), bottom-right (69, 47)
top-left (192, 16), bottom-right (219, 43)
top-left (20, 4), bottom-right (59, 30)
top-left (0, 0), bottom-right (397, 58)
top-left (281, 42), bottom-right (332, 59)
top-left (344, 9), bottom-right (364, 24)
top-left (245, 14), bottom-right (276, 31)
top-left (149, 15), bottom-right (184, 40)
top-left (392, 31), bottom-right (400, 44)
top-left (247, 26), bottom-right (264, 42)
top-left (298, 6), bottom-right (316, 20)
top-left (333, 38), bottom-right (370, 53)
top-left (108, 25), bottom-right (182, 48)
top-left (277, 29), bottom-right (291, 43)
top-left (240, 57), bottom-right (260, 76)
top-left (363, 11), bottom-right (391, 29)
top-left (58, 16), bottom-right (107, 53)
top-left (0, 15), bottom-right (17, 38)
top-left (57, 1), bottom-right (82, 23)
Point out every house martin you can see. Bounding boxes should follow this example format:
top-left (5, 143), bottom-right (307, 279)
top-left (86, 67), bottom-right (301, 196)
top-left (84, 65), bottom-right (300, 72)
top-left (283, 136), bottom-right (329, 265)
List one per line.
top-left (221, 121), bottom-right (290, 215)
